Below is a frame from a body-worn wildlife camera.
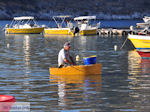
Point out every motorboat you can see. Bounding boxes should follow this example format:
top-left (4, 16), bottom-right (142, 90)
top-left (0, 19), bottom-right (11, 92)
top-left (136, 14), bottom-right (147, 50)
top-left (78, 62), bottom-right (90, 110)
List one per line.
top-left (74, 16), bottom-right (100, 35)
top-left (44, 15), bottom-right (74, 35)
top-left (5, 16), bottom-right (44, 34)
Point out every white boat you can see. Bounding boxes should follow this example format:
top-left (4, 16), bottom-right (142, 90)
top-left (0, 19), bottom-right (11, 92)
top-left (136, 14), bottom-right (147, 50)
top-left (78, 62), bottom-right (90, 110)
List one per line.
top-left (136, 16), bottom-right (150, 35)
top-left (5, 16), bottom-right (44, 34)
top-left (74, 16), bottom-right (100, 35)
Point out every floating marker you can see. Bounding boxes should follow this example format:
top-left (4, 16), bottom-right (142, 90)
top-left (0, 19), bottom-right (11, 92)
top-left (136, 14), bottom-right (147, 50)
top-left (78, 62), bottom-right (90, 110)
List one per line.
top-left (76, 55), bottom-right (80, 61)
top-left (7, 44), bottom-right (10, 48)
top-left (114, 45), bottom-right (117, 51)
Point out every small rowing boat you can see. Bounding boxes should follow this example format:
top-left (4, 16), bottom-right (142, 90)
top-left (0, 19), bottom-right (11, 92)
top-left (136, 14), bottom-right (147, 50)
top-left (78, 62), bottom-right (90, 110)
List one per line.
top-left (49, 64), bottom-right (101, 75)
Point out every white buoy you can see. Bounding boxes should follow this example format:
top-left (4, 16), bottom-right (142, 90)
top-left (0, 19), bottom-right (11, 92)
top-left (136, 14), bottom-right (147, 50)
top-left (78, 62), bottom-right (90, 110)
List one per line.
top-left (114, 45), bottom-right (117, 51)
top-left (7, 43), bottom-right (10, 48)
top-left (76, 55), bottom-right (80, 61)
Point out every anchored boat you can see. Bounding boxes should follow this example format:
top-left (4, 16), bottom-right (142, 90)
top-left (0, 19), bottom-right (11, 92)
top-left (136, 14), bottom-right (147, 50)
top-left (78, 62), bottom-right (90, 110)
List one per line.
top-left (50, 64), bottom-right (101, 75)
top-left (74, 16), bottom-right (100, 36)
top-left (44, 15), bottom-right (74, 35)
top-left (5, 16), bottom-right (44, 34)
top-left (128, 34), bottom-right (150, 49)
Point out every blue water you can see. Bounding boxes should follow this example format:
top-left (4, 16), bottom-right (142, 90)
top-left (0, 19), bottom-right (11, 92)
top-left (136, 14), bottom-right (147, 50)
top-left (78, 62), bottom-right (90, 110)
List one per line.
top-left (0, 20), bottom-right (149, 112)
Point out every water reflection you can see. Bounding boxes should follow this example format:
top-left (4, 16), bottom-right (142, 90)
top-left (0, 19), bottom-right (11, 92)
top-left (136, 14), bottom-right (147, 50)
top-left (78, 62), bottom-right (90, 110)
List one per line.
top-left (128, 50), bottom-right (141, 75)
top-left (4, 34), bottom-right (32, 99)
top-left (5, 34), bottom-right (32, 74)
top-left (140, 59), bottom-right (150, 74)
top-left (50, 74), bottom-right (102, 110)
top-left (23, 35), bottom-right (31, 74)
top-left (128, 50), bottom-right (150, 111)
top-left (74, 37), bottom-right (98, 64)
top-left (128, 50), bottom-right (150, 75)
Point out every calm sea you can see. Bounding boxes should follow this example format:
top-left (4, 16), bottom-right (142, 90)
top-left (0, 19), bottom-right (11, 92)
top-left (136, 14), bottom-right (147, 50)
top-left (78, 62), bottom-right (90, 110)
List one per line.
top-left (0, 20), bottom-right (149, 112)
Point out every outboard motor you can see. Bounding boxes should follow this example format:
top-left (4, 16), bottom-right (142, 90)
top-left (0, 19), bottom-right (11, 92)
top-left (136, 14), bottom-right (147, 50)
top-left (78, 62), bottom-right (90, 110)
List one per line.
top-left (74, 27), bottom-right (79, 35)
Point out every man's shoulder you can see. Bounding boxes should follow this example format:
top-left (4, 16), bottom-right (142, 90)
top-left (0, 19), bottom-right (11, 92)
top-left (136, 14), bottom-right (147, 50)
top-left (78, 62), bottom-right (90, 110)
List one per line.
top-left (59, 48), bottom-right (65, 54)
top-left (60, 48), bottom-right (64, 52)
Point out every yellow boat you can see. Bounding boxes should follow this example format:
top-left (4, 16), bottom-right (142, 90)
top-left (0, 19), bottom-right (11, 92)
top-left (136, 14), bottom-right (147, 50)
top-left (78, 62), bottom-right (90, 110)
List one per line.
top-left (5, 16), bottom-right (44, 34)
top-left (44, 15), bottom-right (74, 35)
top-left (44, 28), bottom-right (73, 35)
top-left (6, 27), bottom-right (44, 34)
top-left (80, 29), bottom-right (97, 35)
top-left (74, 16), bottom-right (100, 36)
top-left (50, 64), bottom-right (101, 75)
top-left (128, 34), bottom-right (150, 49)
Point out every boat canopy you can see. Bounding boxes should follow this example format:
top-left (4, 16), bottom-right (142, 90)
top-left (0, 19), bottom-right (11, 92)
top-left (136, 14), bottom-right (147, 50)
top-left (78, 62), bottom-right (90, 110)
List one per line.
top-left (74, 16), bottom-right (96, 21)
top-left (14, 16), bottom-right (34, 20)
top-left (53, 15), bottom-right (72, 18)
top-left (9, 16), bottom-right (38, 28)
top-left (52, 15), bottom-right (73, 28)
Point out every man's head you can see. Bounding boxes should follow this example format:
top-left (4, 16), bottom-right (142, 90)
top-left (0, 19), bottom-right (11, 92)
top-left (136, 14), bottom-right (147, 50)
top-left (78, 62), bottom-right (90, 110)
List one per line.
top-left (64, 42), bottom-right (71, 51)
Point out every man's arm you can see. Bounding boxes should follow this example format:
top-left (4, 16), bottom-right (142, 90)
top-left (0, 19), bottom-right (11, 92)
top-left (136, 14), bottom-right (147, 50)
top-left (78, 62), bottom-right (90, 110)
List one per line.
top-left (70, 56), bottom-right (76, 65)
top-left (64, 58), bottom-right (73, 65)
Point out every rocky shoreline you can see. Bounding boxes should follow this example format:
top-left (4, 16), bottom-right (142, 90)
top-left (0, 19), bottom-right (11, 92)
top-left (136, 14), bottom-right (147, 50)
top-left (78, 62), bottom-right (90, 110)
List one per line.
top-left (0, 0), bottom-right (149, 20)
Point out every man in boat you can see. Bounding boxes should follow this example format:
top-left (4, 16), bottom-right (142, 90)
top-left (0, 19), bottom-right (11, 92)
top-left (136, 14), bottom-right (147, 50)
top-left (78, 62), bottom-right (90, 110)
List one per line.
top-left (58, 42), bottom-right (75, 68)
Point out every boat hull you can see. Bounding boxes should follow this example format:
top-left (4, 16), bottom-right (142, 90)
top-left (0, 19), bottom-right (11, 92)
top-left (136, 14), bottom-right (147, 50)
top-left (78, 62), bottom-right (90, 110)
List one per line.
top-left (49, 64), bottom-right (101, 75)
top-left (80, 29), bottom-right (97, 35)
top-left (6, 27), bottom-right (44, 34)
top-left (44, 28), bottom-right (73, 35)
top-left (128, 34), bottom-right (150, 49)
top-left (137, 50), bottom-right (150, 57)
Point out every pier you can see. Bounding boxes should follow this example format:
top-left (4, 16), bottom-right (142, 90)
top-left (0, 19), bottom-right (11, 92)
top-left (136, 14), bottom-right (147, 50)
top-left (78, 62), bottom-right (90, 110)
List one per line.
top-left (97, 27), bottom-right (140, 36)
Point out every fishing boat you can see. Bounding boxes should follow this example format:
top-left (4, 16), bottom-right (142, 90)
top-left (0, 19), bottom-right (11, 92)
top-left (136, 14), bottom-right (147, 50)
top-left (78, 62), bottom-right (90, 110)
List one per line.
top-left (74, 16), bottom-right (100, 36)
top-left (5, 16), bottom-right (44, 34)
top-left (44, 15), bottom-right (74, 35)
top-left (128, 34), bottom-right (150, 49)
top-left (50, 64), bottom-right (101, 75)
